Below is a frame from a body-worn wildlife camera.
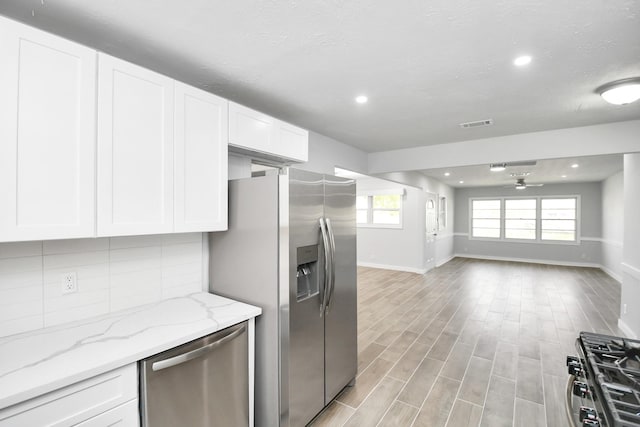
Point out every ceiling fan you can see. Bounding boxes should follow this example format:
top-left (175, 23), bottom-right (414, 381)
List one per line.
top-left (503, 178), bottom-right (544, 190)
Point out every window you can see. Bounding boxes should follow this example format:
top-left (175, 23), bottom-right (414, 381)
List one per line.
top-left (505, 199), bottom-right (536, 240)
top-left (438, 196), bottom-right (447, 230)
top-left (471, 199), bottom-right (501, 238)
top-left (470, 196), bottom-right (579, 243)
top-left (541, 198), bottom-right (577, 241)
top-left (357, 193), bottom-right (402, 227)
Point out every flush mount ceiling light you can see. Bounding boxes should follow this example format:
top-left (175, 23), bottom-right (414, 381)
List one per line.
top-left (513, 55), bottom-right (532, 67)
top-left (444, 172), bottom-right (451, 177)
top-left (459, 180), bottom-right (464, 184)
top-left (596, 78), bottom-right (640, 105)
top-left (489, 163), bottom-right (507, 172)
top-left (571, 163), bottom-right (579, 168)
top-left (355, 95), bottom-right (368, 104)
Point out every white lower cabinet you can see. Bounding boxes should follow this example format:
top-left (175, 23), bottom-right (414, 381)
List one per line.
top-left (75, 399), bottom-right (139, 427)
top-left (0, 364), bottom-right (137, 427)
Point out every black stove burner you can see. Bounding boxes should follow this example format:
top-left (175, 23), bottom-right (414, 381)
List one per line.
top-left (579, 332), bottom-right (640, 427)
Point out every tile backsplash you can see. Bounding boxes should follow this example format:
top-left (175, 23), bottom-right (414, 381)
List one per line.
top-left (0, 233), bottom-right (206, 338)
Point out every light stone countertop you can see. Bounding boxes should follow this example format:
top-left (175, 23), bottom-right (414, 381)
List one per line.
top-left (0, 292), bottom-right (261, 410)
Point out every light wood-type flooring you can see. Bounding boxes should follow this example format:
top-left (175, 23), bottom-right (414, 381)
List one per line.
top-left (310, 257), bottom-right (623, 427)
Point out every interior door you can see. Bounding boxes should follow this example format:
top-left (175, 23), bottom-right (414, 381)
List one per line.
top-left (425, 193), bottom-right (438, 272)
top-left (323, 175), bottom-right (357, 404)
top-left (287, 169), bottom-right (326, 427)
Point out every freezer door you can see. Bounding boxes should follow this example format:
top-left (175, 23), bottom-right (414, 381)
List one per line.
top-left (323, 175), bottom-right (358, 403)
top-left (287, 169), bottom-right (326, 427)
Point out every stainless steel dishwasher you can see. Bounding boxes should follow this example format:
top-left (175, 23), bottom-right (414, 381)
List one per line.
top-left (139, 321), bottom-right (249, 426)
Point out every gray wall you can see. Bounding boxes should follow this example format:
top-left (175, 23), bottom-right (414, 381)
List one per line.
top-left (373, 171), bottom-right (456, 267)
top-left (453, 182), bottom-right (602, 265)
top-left (356, 178), bottom-right (425, 273)
top-left (622, 154), bottom-right (640, 338)
top-left (601, 171), bottom-right (624, 280)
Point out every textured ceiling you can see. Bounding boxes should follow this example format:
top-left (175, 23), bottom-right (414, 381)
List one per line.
top-left (2, 1), bottom-right (639, 152)
top-left (421, 154), bottom-right (624, 188)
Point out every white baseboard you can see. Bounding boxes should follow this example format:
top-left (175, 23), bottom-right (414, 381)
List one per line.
top-left (622, 262), bottom-right (640, 281)
top-left (436, 254), bottom-right (456, 267)
top-left (454, 253), bottom-right (602, 269)
top-left (357, 262), bottom-right (427, 275)
top-left (600, 265), bottom-right (623, 283)
top-left (618, 318), bottom-right (638, 339)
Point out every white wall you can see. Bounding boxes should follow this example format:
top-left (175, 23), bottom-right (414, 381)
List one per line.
top-left (0, 233), bottom-right (205, 338)
top-left (368, 120), bottom-right (640, 173)
top-left (621, 154), bottom-right (640, 339)
top-left (374, 171), bottom-right (455, 267)
top-left (601, 171), bottom-right (624, 281)
top-left (453, 182), bottom-right (603, 266)
top-left (356, 178), bottom-right (425, 273)
top-left (295, 131), bottom-right (368, 175)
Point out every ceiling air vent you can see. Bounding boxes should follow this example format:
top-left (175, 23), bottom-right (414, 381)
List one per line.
top-left (459, 119), bottom-right (493, 129)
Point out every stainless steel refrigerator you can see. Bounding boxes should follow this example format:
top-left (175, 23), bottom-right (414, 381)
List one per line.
top-left (209, 168), bottom-right (357, 427)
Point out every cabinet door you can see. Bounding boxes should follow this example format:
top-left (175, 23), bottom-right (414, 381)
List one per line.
top-left (97, 54), bottom-right (174, 237)
top-left (75, 400), bottom-right (139, 427)
top-left (228, 101), bottom-right (275, 154)
top-left (174, 83), bottom-right (228, 232)
top-left (275, 120), bottom-right (309, 162)
top-left (0, 16), bottom-right (96, 242)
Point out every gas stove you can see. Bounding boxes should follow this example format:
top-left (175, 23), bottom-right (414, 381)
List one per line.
top-left (566, 331), bottom-right (640, 427)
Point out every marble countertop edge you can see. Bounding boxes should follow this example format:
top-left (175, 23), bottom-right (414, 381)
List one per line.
top-left (0, 292), bottom-right (261, 411)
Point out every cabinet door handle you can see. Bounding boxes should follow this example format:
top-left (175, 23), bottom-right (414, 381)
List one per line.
top-left (151, 324), bottom-right (246, 371)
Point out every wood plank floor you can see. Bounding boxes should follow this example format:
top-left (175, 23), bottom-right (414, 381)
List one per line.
top-left (310, 257), bottom-right (623, 427)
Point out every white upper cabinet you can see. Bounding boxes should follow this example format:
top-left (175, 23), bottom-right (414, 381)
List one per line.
top-left (228, 101), bottom-right (308, 163)
top-left (0, 17), bottom-right (97, 242)
top-left (97, 54), bottom-right (175, 237)
top-left (228, 102), bottom-right (276, 154)
top-left (275, 121), bottom-right (309, 162)
top-left (174, 82), bottom-right (228, 232)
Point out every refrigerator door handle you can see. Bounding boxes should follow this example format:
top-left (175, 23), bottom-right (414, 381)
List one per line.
top-left (319, 217), bottom-right (332, 317)
top-left (325, 217), bottom-right (337, 313)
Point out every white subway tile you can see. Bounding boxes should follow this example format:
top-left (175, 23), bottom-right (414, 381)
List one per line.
top-left (43, 276), bottom-right (109, 301)
top-left (43, 251), bottom-right (109, 271)
top-left (162, 282), bottom-right (201, 299)
top-left (0, 257), bottom-right (42, 290)
top-left (110, 235), bottom-right (162, 250)
top-left (0, 241), bottom-right (42, 259)
top-left (161, 233), bottom-right (202, 245)
top-left (0, 286), bottom-right (41, 305)
top-left (0, 316), bottom-right (43, 337)
top-left (44, 301), bottom-right (110, 327)
top-left (44, 288), bottom-right (109, 313)
top-left (162, 242), bottom-right (202, 267)
top-left (0, 300), bottom-right (43, 323)
top-left (43, 238), bottom-right (109, 255)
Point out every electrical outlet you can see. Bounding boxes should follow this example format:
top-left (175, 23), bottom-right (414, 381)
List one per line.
top-left (61, 272), bottom-right (77, 295)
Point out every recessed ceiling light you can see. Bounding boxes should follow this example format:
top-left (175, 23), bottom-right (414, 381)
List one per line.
top-left (459, 180), bottom-right (464, 184)
top-left (444, 172), bottom-right (451, 177)
top-left (596, 78), bottom-right (640, 105)
top-left (571, 164), bottom-right (579, 168)
top-left (561, 175), bottom-right (567, 178)
top-left (513, 55), bottom-right (532, 67)
top-left (355, 95), bottom-right (368, 104)
top-left (489, 163), bottom-right (506, 172)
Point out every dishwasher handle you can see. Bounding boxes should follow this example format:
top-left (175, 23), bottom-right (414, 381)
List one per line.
top-left (151, 323), bottom-right (246, 372)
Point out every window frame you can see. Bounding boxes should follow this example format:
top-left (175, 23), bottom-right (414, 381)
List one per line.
top-left (469, 195), bottom-right (580, 245)
top-left (357, 193), bottom-right (403, 229)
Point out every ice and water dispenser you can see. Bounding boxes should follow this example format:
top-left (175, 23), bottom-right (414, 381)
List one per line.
top-left (296, 244), bottom-right (319, 301)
